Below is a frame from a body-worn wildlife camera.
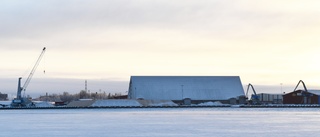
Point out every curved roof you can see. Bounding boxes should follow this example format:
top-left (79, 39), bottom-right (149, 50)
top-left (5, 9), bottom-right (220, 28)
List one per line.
top-left (128, 76), bottom-right (245, 100)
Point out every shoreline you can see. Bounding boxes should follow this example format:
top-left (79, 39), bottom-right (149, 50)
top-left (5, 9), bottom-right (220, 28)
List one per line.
top-left (2, 104), bottom-right (320, 110)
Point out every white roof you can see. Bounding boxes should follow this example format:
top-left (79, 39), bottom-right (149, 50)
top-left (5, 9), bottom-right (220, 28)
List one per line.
top-left (128, 76), bottom-right (245, 100)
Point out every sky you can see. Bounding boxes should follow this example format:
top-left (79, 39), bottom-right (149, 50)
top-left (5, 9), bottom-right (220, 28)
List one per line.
top-left (1, 0), bottom-right (320, 98)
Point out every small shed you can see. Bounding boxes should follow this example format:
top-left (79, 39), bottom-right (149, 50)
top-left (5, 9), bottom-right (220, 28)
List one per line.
top-left (283, 90), bottom-right (320, 104)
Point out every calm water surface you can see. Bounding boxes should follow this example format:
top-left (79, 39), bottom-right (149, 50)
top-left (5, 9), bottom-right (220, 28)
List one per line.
top-left (1, 108), bottom-right (320, 137)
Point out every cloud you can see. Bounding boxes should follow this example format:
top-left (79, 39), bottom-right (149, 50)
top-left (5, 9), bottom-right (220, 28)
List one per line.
top-left (1, 0), bottom-right (320, 49)
top-left (1, 0), bottom-right (320, 93)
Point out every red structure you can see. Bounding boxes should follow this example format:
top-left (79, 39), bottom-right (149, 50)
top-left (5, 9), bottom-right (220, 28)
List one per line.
top-left (283, 90), bottom-right (320, 104)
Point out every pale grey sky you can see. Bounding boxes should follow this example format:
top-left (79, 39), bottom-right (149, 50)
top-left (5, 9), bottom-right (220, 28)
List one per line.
top-left (1, 0), bottom-right (320, 97)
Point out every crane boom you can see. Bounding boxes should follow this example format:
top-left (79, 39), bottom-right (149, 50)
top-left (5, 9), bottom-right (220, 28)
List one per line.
top-left (293, 80), bottom-right (308, 92)
top-left (13, 47), bottom-right (46, 107)
top-left (21, 47), bottom-right (46, 92)
top-left (245, 83), bottom-right (257, 98)
top-left (246, 83), bottom-right (260, 105)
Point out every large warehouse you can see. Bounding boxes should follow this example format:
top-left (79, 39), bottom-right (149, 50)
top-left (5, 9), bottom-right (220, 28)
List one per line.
top-left (128, 76), bottom-right (245, 104)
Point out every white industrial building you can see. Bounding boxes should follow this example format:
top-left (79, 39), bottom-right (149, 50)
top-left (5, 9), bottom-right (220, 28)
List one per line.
top-left (128, 76), bottom-right (245, 104)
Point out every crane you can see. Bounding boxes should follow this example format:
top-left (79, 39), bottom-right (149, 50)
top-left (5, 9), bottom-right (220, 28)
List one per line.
top-left (245, 83), bottom-right (260, 105)
top-left (11, 47), bottom-right (46, 107)
top-left (293, 80), bottom-right (308, 92)
top-left (293, 80), bottom-right (311, 104)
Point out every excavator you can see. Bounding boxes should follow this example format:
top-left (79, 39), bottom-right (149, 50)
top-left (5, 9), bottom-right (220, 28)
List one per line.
top-left (11, 47), bottom-right (46, 107)
top-left (245, 83), bottom-right (260, 105)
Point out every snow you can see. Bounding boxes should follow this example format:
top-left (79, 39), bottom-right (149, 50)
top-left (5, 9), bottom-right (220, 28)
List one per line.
top-left (0, 101), bottom-right (11, 106)
top-left (1, 108), bottom-right (320, 137)
top-left (197, 101), bottom-right (223, 106)
top-left (91, 99), bottom-right (178, 107)
top-left (0, 101), bottom-right (54, 107)
top-left (137, 100), bottom-right (178, 106)
top-left (67, 100), bottom-right (95, 107)
top-left (91, 99), bottom-right (142, 107)
top-left (33, 101), bottom-right (54, 107)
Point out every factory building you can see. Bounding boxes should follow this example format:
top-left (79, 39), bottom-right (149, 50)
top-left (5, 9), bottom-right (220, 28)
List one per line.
top-left (283, 90), bottom-right (320, 104)
top-left (256, 93), bottom-right (283, 104)
top-left (128, 76), bottom-right (245, 105)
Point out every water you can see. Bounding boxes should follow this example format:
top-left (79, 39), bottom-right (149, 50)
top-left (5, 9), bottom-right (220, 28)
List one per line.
top-left (1, 108), bottom-right (320, 137)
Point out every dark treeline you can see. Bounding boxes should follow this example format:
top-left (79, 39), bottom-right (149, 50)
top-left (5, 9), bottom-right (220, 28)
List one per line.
top-left (34, 90), bottom-right (125, 103)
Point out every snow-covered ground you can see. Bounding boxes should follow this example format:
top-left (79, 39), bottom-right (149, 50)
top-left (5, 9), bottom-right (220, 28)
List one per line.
top-left (92, 99), bottom-right (142, 107)
top-left (79, 99), bottom-right (179, 107)
top-left (0, 101), bottom-right (54, 107)
top-left (196, 101), bottom-right (223, 106)
top-left (0, 101), bottom-right (11, 106)
top-left (1, 108), bottom-right (320, 137)
top-left (1, 100), bottom-right (224, 107)
top-left (33, 101), bottom-right (54, 107)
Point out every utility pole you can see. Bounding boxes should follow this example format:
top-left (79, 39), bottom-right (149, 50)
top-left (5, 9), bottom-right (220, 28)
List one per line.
top-left (181, 85), bottom-right (184, 99)
top-left (85, 80), bottom-right (87, 92)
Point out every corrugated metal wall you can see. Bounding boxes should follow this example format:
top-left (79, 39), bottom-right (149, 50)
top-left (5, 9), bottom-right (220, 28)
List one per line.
top-left (128, 76), bottom-right (245, 100)
top-left (257, 93), bottom-right (283, 102)
top-left (283, 90), bottom-right (319, 104)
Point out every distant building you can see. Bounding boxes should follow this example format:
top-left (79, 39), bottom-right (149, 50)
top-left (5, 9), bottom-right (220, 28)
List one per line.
top-left (0, 92), bottom-right (8, 101)
top-left (256, 93), bottom-right (283, 104)
top-left (128, 76), bottom-right (245, 105)
top-left (112, 95), bottom-right (128, 99)
top-left (283, 90), bottom-right (320, 104)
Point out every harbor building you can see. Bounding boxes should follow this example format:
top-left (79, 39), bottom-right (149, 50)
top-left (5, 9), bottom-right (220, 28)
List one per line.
top-left (283, 90), bottom-right (320, 104)
top-left (127, 76), bottom-right (245, 105)
top-left (256, 93), bottom-right (283, 104)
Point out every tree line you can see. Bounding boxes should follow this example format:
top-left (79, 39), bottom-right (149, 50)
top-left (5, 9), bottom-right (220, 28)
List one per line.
top-left (34, 90), bottom-right (126, 104)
